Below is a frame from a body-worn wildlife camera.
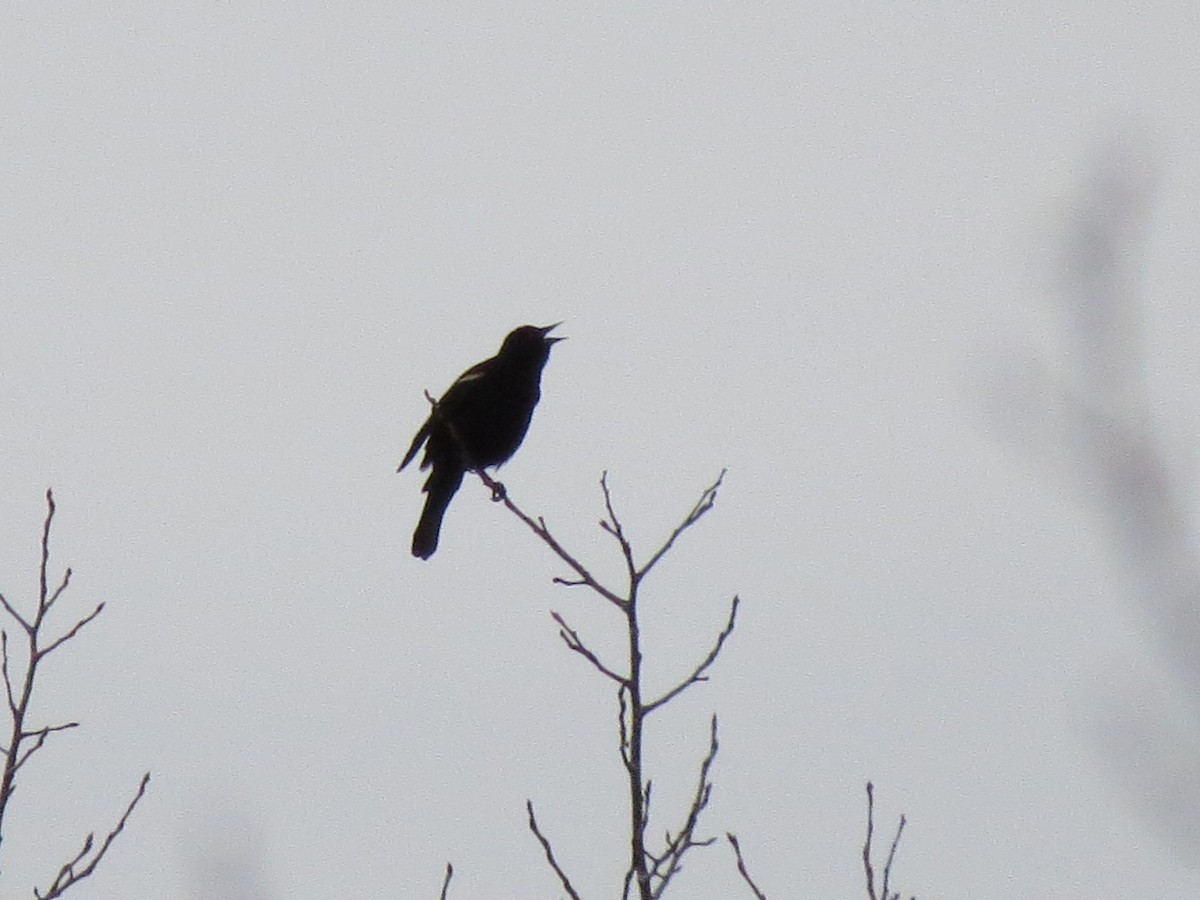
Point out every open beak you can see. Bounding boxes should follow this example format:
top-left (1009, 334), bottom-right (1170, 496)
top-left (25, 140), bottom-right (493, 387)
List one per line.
top-left (541, 321), bottom-right (565, 344)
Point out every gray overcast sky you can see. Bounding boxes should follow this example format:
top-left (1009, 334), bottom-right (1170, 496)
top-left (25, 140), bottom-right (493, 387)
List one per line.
top-left (2, 3), bottom-right (1198, 897)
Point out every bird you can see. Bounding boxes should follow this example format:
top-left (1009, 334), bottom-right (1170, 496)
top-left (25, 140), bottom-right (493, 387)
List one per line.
top-left (398, 323), bottom-right (563, 559)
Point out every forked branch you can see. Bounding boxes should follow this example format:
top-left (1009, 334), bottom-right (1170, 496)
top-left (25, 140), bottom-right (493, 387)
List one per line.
top-left (862, 782), bottom-right (914, 900)
top-left (0, 491), bottom-right (150, 896)
top-left (35, 772), bottom-right (151, 899)
top-left (441, 469), bottom-right (737, 898)
top-left (636, 470), bottom-right (725, 582)
top-left (644, 715), bottom-right (720, 897)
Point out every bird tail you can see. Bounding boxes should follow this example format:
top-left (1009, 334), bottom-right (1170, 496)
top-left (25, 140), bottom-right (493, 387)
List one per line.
top-left (412, 467), bottom-right (463, 559)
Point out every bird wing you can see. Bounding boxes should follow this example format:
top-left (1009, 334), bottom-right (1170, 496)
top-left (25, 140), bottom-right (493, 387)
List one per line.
top-left (445, 358), bottom-right (491, 390)
top-left (398, 349), bottom-right (499, 472)
top-left (397, 418), bottom-right (430, 472)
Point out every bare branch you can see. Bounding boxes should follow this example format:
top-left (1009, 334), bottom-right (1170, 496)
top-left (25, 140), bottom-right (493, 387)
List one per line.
top-left (863, 782), bottom-right (913, 900)
top-left (881, 813), bottom-right (907, 900)
top-left (38, 489), bottom-right (56, 611)
top-left (526, 800), bottom-right (581, 900)
top-left (0, 491), bottom-right (147, 895)
top-left (599, 473), bottom-right (638, 585)
top-left (645, 596), bottom-right (739, 714)
top-left (0, 593), bottom-right (30, 633)
top-left (473, 467), bottom-right (734, 898)
top-left (552, 611), bottom-right (628, 685)
top-left (618, 686), bottom-right (632, 772)
top-left (473, 468), bottom-right (627, 608)
top-left (35, 771), bottom-right (150, 899)
top-left (646, 715), bottom-right (720, 897)
top-left (726, 833), bottom-right (767, 900)
top-left (438, 862), bottom-right (453, 900)
top-left (636, 470), bottom-right (725, 582)
top-left (14, 722), bottom-right (79, 773)
top-left (43, 569), bottom-right (72, 616)
top-left (863, 781), bottom-right (881, 900)
top-left (552, 575), bottom-right (590, 588)
top-left (493, 480), bottom-right (625, 607)
top-left (1, 631), bottom-right (17, 717)
top-left (38, 603), bottom-right (105, 659)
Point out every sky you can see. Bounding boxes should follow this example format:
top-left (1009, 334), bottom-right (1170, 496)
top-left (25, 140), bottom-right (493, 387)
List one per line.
top-left (2, 2), bottom-right (1199, 897)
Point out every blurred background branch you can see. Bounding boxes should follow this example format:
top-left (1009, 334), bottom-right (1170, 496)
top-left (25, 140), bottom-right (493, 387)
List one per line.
top-left (1001, 139), bottom-right (1200, 862)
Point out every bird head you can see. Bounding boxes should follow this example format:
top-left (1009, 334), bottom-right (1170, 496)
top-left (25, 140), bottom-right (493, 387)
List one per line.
top-left (539, 322), bottom-right (566, 346)
top-left (499, 322), bottom-right (565, 355)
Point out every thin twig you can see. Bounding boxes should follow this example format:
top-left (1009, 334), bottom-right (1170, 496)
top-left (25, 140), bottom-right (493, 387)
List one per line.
top-left (14, 722), bottom-right (79, 772)
top-left (618, 685), bottom-right (632, 771)
top-left (526, 800), bottom-right (581, 900)
top-left (43, 570), bottom-right (72, 616)
top-left (438, 862), bottom-right (453, 900)
top-left (0, 594), bottom-right (30, 632)
top-left (38, 490), bottom-right (56, 611)
top-left (645, 596), bottom-right (739, 714)
top-left (881, 812), bottom-right (907, 900)
top-left (636, 470), bottom-right (725, 582)
top-left (863, 782), bottom-right (878, 899)
top-left (473, 467), bottom-right (627, 608)
top-left (599, 472), bottom-right (638, 587)
top-left (727, 833), bottom-right (767, 900)
top-left (552, 611), bottom-right (628, 685)
top-left (1, 631), bottom-right (17, 716)
top-left (863, 782), bottom-right (913, 900)
top-left (39, 603), bottom-right (104, 658)
top-left (646, 716), bottom-right (720, 897)
top-left (35, 771), bottom-right (151, 899)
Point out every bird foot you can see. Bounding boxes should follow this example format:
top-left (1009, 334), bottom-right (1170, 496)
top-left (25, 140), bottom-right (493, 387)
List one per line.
top-left (490, 481), bottom-right (508, 502)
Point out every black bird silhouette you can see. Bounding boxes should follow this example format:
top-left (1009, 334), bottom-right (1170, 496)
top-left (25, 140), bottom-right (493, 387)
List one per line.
top-left (398, 324), bottom-right (563, 559)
